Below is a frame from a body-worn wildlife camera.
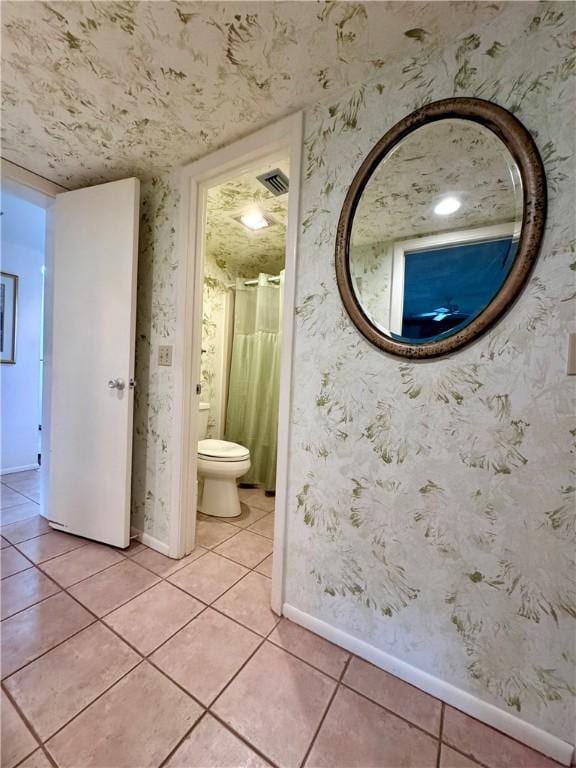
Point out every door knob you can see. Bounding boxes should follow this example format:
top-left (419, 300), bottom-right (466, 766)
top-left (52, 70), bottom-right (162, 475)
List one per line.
top-left (108, 378), bottom-right (125, 390)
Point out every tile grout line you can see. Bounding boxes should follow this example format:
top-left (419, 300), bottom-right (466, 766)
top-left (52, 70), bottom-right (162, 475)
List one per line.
top-left (1, 564), bottom-right (36, 582)
top-left (299, 652), bottom-right (353, 768)
top-left (208, 711), bottom-right (282, 768)
top-left (155, 710), bottom-right (212, 768)
top-left (216, 506), bottom-right (271, 527)
top-left (0, 492), bottom-right (40, 510)
top-left (83, 545), bottom-right (282, 767)
top-left (19, 743), bottom-right (59, 768)
top-left (40, 660), bottom-right (150, 764)
top-left (9, 538), bottom-right (91, 569)
top-left (1, 610), bottom-right (101, 682)
top-left (2, 677), bottom-right (51, 767)
top-left (6, 489), bottom-right (41, 505)
top-left (33, 551), bottom-right (142, 590)
top-left (1, 529), bottom-right (54, 547)
top-left (436, 702), bottom-right (445, 768)
top-left (1, 575), bottom-right (62, 622)
top-left (207, 543), bottom-right (273, 571)
top-left (0, 494), bottom-right (42, 518)
top-left (0, 513), bottom-right (40, 528)
top-left (216, 525), bottom-right (274, 545)
top-left (2, 548), bottom-right (154, 683)
top-left (441, 743), bottom-right (492, 768)
top-left (336, 678), bottom-right (443, 742)
top-left (191, 605), bottom-right (284, 768)
top-left (2, 547), bottom-right (37, 576)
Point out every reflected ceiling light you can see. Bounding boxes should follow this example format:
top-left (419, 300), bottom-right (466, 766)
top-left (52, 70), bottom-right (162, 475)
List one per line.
top-left (434, 196), bottom-right (461, 216)
top-left (239, 210), bottom-right (271, 231)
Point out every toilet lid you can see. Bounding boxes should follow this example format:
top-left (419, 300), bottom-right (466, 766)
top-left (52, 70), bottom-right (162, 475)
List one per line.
top-left (198, 439), bottom-right (250, 461)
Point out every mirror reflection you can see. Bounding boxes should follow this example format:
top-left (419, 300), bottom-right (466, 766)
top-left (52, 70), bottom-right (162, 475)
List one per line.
top-left (349, 119), bottom-right (524, 343)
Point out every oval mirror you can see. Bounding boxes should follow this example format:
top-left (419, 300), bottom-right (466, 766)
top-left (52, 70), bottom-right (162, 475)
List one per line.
top-left (335, 98), bottom-right (546, 358)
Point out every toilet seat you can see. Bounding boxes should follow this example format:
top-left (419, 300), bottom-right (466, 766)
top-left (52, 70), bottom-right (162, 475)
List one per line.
top-left (198, 439), bottom-right (250, 462)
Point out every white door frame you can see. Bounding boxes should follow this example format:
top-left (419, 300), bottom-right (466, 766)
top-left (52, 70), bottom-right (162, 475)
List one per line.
top-left (1, 160), bottom-right (67, 496)
top-left (2, 159), bottom-right (67, 203)
top-left (171, 113), bottom-right (303, 613)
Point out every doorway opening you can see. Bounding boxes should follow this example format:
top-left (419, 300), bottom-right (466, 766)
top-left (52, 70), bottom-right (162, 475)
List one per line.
top-left (197, 151), bottom-right (289, 567)
top-left (2, 165), bottom-right (140, 550)
top-left (172, 114), bottom-right (302, 613)
top-left (0, 180), bottom-right (48, 521)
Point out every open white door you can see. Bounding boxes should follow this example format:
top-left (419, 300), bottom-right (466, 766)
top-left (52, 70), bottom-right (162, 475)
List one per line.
top-left (43, 178), bottom-right (139, 548)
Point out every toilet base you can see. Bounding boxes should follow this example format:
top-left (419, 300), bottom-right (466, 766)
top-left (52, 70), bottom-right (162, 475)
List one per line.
top-left (197, 454), bottom-right (250, 518)
top-left (199, 476), bottom-right (242, 517)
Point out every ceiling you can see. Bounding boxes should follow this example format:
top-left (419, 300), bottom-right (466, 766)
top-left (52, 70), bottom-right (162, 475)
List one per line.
top-left (206, 153), bottom-right (289, 278)
top-left (1, 1), bottom-right (512, 188)
top-left (351, 119), bottom-right (522, 247)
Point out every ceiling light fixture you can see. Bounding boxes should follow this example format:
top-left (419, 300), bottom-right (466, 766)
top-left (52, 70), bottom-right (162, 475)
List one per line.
top-left (434, 196), bottom-right (461, 216)
top-left (239, 210), bottom-right (271, 231)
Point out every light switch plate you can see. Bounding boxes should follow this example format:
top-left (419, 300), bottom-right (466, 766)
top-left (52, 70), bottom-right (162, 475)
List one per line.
top-left (158, 345), bottom-right (173, 367)
top-left (568, 334), bottom-right (576, 375)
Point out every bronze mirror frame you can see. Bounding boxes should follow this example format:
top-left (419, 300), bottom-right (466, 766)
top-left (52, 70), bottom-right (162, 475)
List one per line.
top-left (335, 97), bottom-right (547, 359)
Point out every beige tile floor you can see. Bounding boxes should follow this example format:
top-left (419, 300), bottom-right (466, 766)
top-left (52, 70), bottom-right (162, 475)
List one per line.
top-left (1, 472), bottom-right (563, 768)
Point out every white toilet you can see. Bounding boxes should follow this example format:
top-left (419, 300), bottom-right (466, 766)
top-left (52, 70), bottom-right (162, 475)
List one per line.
top-left (197, 402), bottom-right (250, 518)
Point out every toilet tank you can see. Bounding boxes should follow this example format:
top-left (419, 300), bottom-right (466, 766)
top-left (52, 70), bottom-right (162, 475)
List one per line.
top-left (198, 402), bottom-right (210, 440)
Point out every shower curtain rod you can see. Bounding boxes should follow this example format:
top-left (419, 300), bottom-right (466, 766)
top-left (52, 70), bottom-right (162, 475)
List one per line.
top-left (226, 275), bottom-right (281, 288)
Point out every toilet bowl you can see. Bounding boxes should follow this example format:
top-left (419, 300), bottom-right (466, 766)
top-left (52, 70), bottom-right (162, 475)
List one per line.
top-left (197, 403), bottom-right (250, 518)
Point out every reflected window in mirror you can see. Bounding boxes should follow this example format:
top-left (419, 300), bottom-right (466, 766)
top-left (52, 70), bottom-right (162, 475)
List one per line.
top-left (400, 234), bottom-right (518, 341)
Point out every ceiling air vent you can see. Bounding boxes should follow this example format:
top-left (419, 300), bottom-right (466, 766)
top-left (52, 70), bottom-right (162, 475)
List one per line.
top-left (257, 169), bottom-right (289, 197)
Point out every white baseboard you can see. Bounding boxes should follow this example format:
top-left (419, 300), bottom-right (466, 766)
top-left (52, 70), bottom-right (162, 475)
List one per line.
top-left (130, 527), bottom-right (170, 556)
top-left (0, 463), bottom-right (40, 475)
top-left (282, 604), bottom-right (574, 766)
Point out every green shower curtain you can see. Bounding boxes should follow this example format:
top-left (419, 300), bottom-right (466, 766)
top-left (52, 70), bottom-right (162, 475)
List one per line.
top-left (225, 272), bottom-right (283, 492)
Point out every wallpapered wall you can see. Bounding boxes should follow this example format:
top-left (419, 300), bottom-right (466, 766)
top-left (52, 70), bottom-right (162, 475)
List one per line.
top-left (132, 5), bottom-right (575, 744)
top-left (288, 6), bottom-right (575, 744)
top-left (131, 176), bottom-right (179, 541)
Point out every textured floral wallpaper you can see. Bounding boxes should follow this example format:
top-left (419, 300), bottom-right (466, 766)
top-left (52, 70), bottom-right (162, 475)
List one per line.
top-left (287, 4), bottom-right (575, 745)
top-left (131, 174), bottom-right (180, 544)
top-left (1, 1), bottom-right (510, 187)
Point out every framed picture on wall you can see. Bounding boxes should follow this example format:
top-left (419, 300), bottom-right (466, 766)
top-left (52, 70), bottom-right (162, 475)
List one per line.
top-left (0, 271), bottom-right (18, 364)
